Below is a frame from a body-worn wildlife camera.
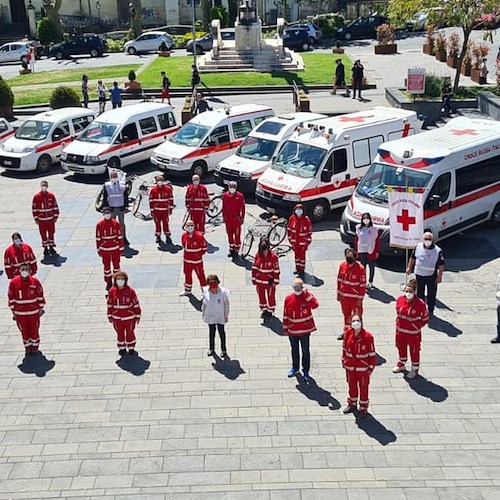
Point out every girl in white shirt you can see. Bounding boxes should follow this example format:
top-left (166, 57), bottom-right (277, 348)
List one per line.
top-left (202, 274), bottom-right (230, 357)
top-left (355, 212), bottom-right (380, 289)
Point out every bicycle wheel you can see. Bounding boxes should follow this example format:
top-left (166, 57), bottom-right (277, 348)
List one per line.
top-left (132, 194), bottom-right (142, 216)
top-left (207, 195), bottom-right (223, 219)
top-left (240, 231), bottom-right (254, 259)
top-left (268, 221), bottom-right (287, 248)
top-left (95, 189), bottom-right (105, 212)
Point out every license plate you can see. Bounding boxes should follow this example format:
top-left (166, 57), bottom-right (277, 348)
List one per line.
top-left (3, 160), bottom-right (12, 165)
top-left (266, 206), bottom-right (276, 214)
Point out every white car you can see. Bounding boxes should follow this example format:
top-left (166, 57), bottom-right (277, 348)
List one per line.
top-left (0, 41), bottom-right (39, 64)
top-left (124, 32), bottom-right (174, 55)
top-left (0, 118), bottom-right (14, 145)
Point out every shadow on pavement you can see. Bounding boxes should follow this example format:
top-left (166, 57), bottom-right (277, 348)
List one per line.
top-left (116, 352), bottom-right (150, 376)
top-left (296, 376), bottom-right (341, 409)
top-left (367, 286), bottom-right (395, 304)
top-left (302, 272), bottom-right (324, 288)
top-left (355, 413), bottom-right (397, 446)
top-left (18, 352), bottom-right (55, 377)
top-left (41, 254), bottom-right (67, 267)
top-left (2, 165), bottom-right (65, 180)
top-left (206, 243), bottom-right (219, 254)
top-left (233, 256), bottom-right (252, 271)
top-left (261, 315), bottom-right (284, 335)
top-left (123, 246), bottom-right (139, 259)
top-left (376, 352), bottom-right (387, 366)
top-left (158, 242), bottom-right (182, 254)
top-left (405, 375), bottom-right (449, 402)
top-left (428, 316), bottom-right (462, 337)
top-left (211, 354), bottom-right (246, 380)
top-left (188, 294), bottom-right (202, 312)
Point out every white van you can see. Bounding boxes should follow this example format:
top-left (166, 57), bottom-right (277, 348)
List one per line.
top-left (0, 118), bottom-right (14, 145)
top-left (151, 104), bottom-right (274, 177)
top-left (340, 116), bottom-right (500, 254)
top-left (255, 107), bottom-right (422, 221)
top-left (61, 102), bottom-right (179, 175)
top-left (0, 108), bottom-right (96, 172)
top-left (214, 112), bottom-right (327, 193)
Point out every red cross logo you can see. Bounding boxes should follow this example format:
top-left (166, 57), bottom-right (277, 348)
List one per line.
top-left (450, 129), bottom-right (478, 136)
top-left (396, 209), bottom-right (416, 231)
top-left (339, 116), bottom-right (367, 123)
top-left (277, 175), bottom-right (284, 181)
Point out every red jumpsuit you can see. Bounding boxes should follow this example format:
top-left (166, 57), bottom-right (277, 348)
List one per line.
top-left (222, 190), bottom-right (245, 253)
top-left (342, 327), bottom-right (376, 412)
top-left (283, 291), bottom-right (319, 335)
top-left (8, 275), bottom-right (45, 352)
top-left (287, 213), bottom-right (312, 272)
top-left (32, 190), bottom-right (59, 249)
top-left (96, 218), bottom-right (123, 283)
top-left (185, 183), bottom-right (209, 233)
top-left (4, 243), bottom-right (37, 279)
top-left (395, 295), bottom-right (429, 372)
top-left (149, 184), bottom-right (174, 237)
top-left (251, 251), bottom-right (280, 313)
top-left (182, 230), bottom-right (207, 293)
top-left (337, 261), bottom-right (366, 332)
top-left (107, 285), bottom-right (141, 350)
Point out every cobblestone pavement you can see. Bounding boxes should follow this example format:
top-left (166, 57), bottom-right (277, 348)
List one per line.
top-left (0, 129), bottom-right (499, 498)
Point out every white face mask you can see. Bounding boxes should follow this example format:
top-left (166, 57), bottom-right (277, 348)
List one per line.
top-left (295, 209), bottom-right (303, 217)
top-left (103, 213), bottom-right (111, 220)
top-left (13, 238), bottom-right (22, 245)
top-left (405, 292), bottom-right (414, 301)
top-left (20, 270), bottom-right (29, 278)
top-left (41, 186), bottom-right (48, 192)
top-left (193, 180), bottom-right (200, 186)
top-left (112, 178), bottom-right (118, 184)
top-left (423, 239), bottom-right (432, 247)
top-left (362, 218), bottom-right (370, 226)
top-left (351, 320), bottom-right (362, 330)
top-left (157, 181), bottom-right (163, 187)
top-left (186, 226), bottom-right (194, 233)
top-left (229, 188), bottom-right (236, 194)
top-left (116, 279), bottom-right (126, 287)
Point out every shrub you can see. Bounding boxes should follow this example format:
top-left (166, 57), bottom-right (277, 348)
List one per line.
top-left (447, 31), bottom-right (460, 57)
top-left (312, 13), bottom-right (345, 37)
top-left (472, 43), bottom-right (489, 69)
top-left (50, 86), bottom-right (81, 109)
top-left (37, 17), bottom-right (63, 45)
top-left (424, 74), bottom-right (444, 98)
top-left (0, 76), bottom-right (14, 108)
top-left (128, 70), bottom-right (137, 82)
top-left (434, 32), bottom-right (446, 52)
top-left (376, 23), bottom-right (395, 45)
top-left (211, 5), bottom-right (228, 28)
top-left (426, 23), bottom-right (436, 46)
top-left (106, 38), bottom-right (125, 52)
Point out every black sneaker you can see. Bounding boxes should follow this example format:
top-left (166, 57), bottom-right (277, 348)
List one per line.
top-left (155, 236), bottom-right (161, 244)
top-left (50, 247), bottom-right (59, 256)
top-left (128, 349), bottom-right (137, 356)
top-left (491, 337), bottom-right (500, 344)
top-left (43, 247), bottom-right (49, 256)
top-left (165, 235), bottom-right (172, 245)
top-left (118, 349), bottom-right (127, 356)
top-left (337, 333), bottom-right (344, 340)
top-left (227, 251), bottom-right (233, 257)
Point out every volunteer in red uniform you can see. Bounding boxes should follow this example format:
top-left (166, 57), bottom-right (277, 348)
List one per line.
top-left (96, 207), bottom-right (124, 291)
top-left (222, 181), bottom-right (245, 258)
top-left (185, 174), bottom-right (209, 234)
top-left (180, 219), bottom-right (208, 296)
top-left (251, 238), bottom-right (280, 318)
top-left (393, 278), bottom-right (429, 379)
top-left (8, 263), bottom-right (45, 356)
top-left (342, 313), bottom-right (376, 417)
top-left (4, 232), bottom-right (37, 279)
top-left (287, 203), bottom-right (312, 276)
top-left (337, 248), bottom-right (366, 340)
top-left (107, 271), bottom-right (141, 356)
top-left (32, 180), bottom-right (60, 257)
top-left (149, 175), bottom-right (174, 245)
top-left (283, 278), bottom-right (319, 381)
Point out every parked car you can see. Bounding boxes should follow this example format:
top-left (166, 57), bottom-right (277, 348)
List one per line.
top-left (288, 21), bottom-right (322, 44)
top-left (0, 41), bottom-right (43, 64)
top-left (406, 8), bottom-right (446, 31)
top-left (49, 34), bottom-right (107, 59)
top-left (186, 29), bottom-right (235, 54)
top-left (124, 31), bottom-right (174, 55)
top-left (164, 25), bottom-right (193, 36)
top-left (283, 27), bottom-right (313, 51)
top-left (336, 15), bottom-right (389, 40)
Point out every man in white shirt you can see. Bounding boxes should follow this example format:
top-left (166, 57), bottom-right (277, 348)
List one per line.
top-left (104, 170), bottom-right (129, 246)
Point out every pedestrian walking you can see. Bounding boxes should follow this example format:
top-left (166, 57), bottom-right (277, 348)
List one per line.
top-left (283, 278), bottom-right (319, 381)
top-left (96, 207), bottom-right (124, 291)
top-left (341, 313), bottom-right (376, 417)
top-left (81, 74), bottom-right (89, 108)
top-left (29, 46), bottom-right (36, 73)
top-left (222, 181), bottom-right (245, 258)
top-left (103, 170), bottom-right (129, 245)
top-left (107, 271), bottom-right (141, 356)
top-left (149, 175), bottom-right (173, 245)
top-left (191, 92), bottom-right (212, 115)
top-left (180, 219), bottom-right (208, 296)
top-left (202, 274), bottom-right (230, 357)
top-left (251, 238), bottom-right (280, 318)
top-left (161, 71), bottom-right (171, 105)
top-left (8, 263), bottom-right (45, 356)
top-left (405, 230), bottom-right (444, 317)
top-left (4, 232), bottom-right (37, 279)
top-left (287, 203), bottom-right (312, 276)
top-left (491, 273), bottom-right (500, 344)
top-left (109, 81), bottom-right (123, 109)
top-left (185, 174), bottom-right (209, 234)
top-left (97, 79), bottom-right (107, 114)
top-left (32, 180), bottom-right (59, 257)
top-left (441, 77), bottom-right (452, 115)
top-left (351, 59), bottom-right (364, 99)
top-left (331, 58), bottom-right (349, 95)
top-left (393, 278), bottom-right (429, 379)
top-left (355, 212), bottom-right (380, 289)
top-left (191, 64), bottom-right (200, 91)
top-left (337, 248), bottom-right (366, 340)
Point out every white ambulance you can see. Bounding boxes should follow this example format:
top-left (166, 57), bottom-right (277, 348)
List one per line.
top-left (0, 108), bottom-right (96, 172)
top-left (340, 116), bottom-right (500, 254)
top-left (214, 112), bottom-right (326, 193)
top-left (61, 102), bottom-right (179, 175)
top-left (151, 104), bottom-right (274, 177)
top-left (255, 107), bottom-right (422, 221)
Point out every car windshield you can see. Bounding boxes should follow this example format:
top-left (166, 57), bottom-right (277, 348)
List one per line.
top-left (356, 162), bottom-right (432, 204)
top-left (272, 140), bottom-right (326, 178)
top-left (170, 123), bottom-right (211, 147)
top-left (15, 120), bottom-right (54, 141)
top-left (79, 122), bottom-right (119, 144)
top-left (236, 136), bottom-right (278, 161)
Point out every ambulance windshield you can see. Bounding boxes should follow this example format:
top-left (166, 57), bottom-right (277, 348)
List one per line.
top-left (272, 140), bottom-right (326, 178)
top-left (80, 122), bottom-right (119, 144)
top-left (171, 123), bottom-right (210, 147)
top-left (237, 136), bottom-right (278, 161)
top-left (356, 162), bottom-right (432, 203)
top-left (15, 120), bottom-right (53, 141)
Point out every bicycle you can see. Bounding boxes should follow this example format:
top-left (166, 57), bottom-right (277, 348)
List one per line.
top-left (240, 213), bottom-right (288, 259)
top-left (181, 192), bottom-right (223, 231)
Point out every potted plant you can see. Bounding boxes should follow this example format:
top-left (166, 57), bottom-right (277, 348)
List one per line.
top-left (423, 24), bottom-right (436, 55)
top-left (332, 40), bottom-right (344, 54)
top-left (157, 41), bottom-right (171, 57)
top-left (446, 31), bottom-right (460, 68)
top-left (461, 40), bottom-right (473, 76)
top-left (471, 44), bottom-right (489, 84)
top-left (124, 69), bottom-right (141, 91)
top-left (374, 23), bottom-right (397, 54)
top-left (434, 32), bottom-right (446, 62)
top-left (19, 60), bottom-right (31, 75)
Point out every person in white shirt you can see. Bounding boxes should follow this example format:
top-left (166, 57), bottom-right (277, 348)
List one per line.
top-left (202, 274), bottom-right (230, 357)
top-left (355, 212), bottom-right (380, 289)
top-left (491, 273), bottom-right (500, 344)
top-left (104, 170), bottom-right (129, 245)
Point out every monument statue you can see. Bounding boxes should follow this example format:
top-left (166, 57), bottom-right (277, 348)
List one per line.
top-left (238, 0), bottom-right (258, 26)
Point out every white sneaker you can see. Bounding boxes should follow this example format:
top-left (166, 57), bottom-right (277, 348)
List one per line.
top-left (392, 365), bottom-right (406, 373)
top-left (367, 282), bottom-right (373, 290)
top-left (407, 369), bottom-right (418, 379)
top-left (179, 290), bottom-right (192, 296)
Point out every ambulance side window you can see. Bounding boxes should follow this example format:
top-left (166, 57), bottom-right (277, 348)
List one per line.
top-left (333, 148), bottom-right (348, 174)
top-left (232, 120), bottom-right (252, 139)
top-left (424, 172), bottom-right (451, 209)
top-left (353, 135), bottom-right (383, 168)
top-left (52, 121), bottom-right (70, 141)
top-left (158, 112), bottom-right (176, 129)
top-left (207, 125), bottom-right (230, 146)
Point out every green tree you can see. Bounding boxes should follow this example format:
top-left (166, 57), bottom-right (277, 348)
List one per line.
top-left (42, 0), bottom-right (63, 39)
top-left (129, 0), bottom-right (143, 38)
top-left (389, 0), bottom-right (498, 92)
top-left (49, 86), bottom-right (81, 109)
top-left (201, 0), bottom-right (212, 30)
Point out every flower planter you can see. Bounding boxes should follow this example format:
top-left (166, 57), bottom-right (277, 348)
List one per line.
top-left (124, 81), bottom-right (141, 91)
top-left (332, 48), bottom-right (345, 54)
top-left (157, 51), bottom-right (171, 57)
top-left (435, 49), bottom-right (446, 62)
top-left (461, 63), bottom-right (472, 76)
top-left (446, 55), bottom-right (458, 68)
top-left (423, 42), bottom-right (433, 55)
top-left (471, 68), bottom-right (487, 85)
top-left (374, 43), bottom-right (397, 55)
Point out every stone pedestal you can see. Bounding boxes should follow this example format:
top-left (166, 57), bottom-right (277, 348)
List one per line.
top-left (235, 19), bottom-right (262, 51)
top-left (27, 3), bottom-right (36, 37)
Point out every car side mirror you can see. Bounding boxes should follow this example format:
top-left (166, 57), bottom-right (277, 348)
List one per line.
top-left (206, 140), bottom-right (215, 147)
top-left (321, 170), bottom-right (332, 183)
top-left (428, 194), bottom-right (441, 210)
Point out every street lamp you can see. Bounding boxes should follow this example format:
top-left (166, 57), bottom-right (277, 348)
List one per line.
top-left (191, 0), bottom-right (197, 68)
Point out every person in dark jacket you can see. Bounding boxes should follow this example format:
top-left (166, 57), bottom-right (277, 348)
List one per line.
top-left (332, 58), bottom-right (350, 96)
top-left (191, 92), bottom-right (212, 115)
top-left (191, 64), bottom-right (201, 90)
top-left (351, 60), bottom-right (364, 100)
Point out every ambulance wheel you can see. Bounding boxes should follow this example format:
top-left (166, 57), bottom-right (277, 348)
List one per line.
top-left (191, 161), bottom-right (207, 178)
top-left (489, 203), bottom-right (500, 227)
top-left (36, 154), bottom-right (52, 172)
top-left (107, 157), bottom-right (120, 170)
top-left (308, 199), bottom-right (329, 222)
